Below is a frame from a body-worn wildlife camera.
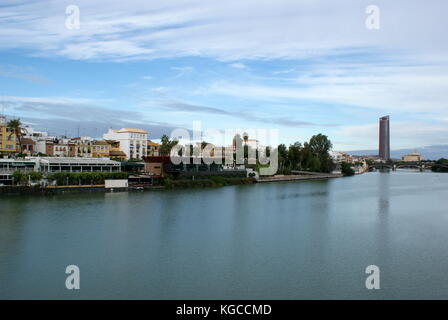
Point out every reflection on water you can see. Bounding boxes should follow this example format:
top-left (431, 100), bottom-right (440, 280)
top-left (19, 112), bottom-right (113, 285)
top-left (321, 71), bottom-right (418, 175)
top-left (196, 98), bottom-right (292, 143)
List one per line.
top-left (1, 171), bottom-right (448, 299)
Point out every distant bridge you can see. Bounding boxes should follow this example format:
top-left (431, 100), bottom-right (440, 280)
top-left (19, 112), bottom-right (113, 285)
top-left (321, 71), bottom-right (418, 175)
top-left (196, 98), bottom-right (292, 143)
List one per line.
top-left (368, 161), bottom-right (448, 171)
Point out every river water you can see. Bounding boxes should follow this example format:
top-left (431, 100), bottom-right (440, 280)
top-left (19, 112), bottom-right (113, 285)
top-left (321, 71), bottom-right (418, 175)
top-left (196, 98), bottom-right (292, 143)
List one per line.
top-left (1, 170), bottom-right (448, 299)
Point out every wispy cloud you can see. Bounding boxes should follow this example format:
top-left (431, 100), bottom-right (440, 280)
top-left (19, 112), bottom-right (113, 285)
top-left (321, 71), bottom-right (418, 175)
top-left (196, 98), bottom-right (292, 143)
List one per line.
top-left (154, 100), bottom-right (332, 128)
top-left (200, 60), bottom-right (448, 118)
top-left (0, 1), bottom-right (446, 62)
top-left (0, 65), bottom-right (48, 83)
top-left (2, 96), bottom-right (185, 138)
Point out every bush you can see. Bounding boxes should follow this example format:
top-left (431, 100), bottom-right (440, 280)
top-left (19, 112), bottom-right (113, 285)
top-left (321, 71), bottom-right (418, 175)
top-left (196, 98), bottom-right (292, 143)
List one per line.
top-left (28, 171), bottom-right (43, 182)
top-left (12, 171), bottom-right (27, 185)
top-left (46, 172), bottom-right (128, 185)
top-left (162, 177), bottom-right (255, 189)
top-left (341, 162), bottom-right (355, 176)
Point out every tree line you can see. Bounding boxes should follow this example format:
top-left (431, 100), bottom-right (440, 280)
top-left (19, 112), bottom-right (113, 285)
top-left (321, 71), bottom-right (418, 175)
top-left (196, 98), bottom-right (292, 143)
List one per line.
top-left (159, 133), bottom-right (336, 174)
top-left (277, 134), bottom-right (335, 174)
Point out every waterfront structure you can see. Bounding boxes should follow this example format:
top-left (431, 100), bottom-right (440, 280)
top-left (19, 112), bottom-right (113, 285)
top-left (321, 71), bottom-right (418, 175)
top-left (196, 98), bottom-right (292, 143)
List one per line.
top-left (143, 156), bottom-right (170, 177)
top-left (0, 157), bottom-right (121, 185)
top-left (402, 151), bottom-right (423, 162)
top-left (0, 158), bottom-right (37, 185)
top-left (143, 155), bottom-right (245, 178)
top-left (103, 128), bottom-right (148, 160)
top-left (38, 157), bottom-right (121, 173)
top-left (0, 157), bottom-right (121, 173)
top-left (379, 115), bottom-right (390, 160)
top-left (0, 158), bottom-right (37, 172)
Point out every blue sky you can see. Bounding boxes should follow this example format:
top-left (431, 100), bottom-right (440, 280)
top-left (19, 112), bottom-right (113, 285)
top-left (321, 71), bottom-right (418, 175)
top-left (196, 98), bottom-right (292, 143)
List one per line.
top-left (1, 0), bottom-right (448, 151)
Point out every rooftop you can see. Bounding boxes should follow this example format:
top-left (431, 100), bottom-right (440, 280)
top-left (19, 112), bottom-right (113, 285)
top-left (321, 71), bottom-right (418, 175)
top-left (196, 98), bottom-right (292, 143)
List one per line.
top-left (147, 140), bottom-right (160, 146)
top-left (93, 140), bottom-right (110, 145)
top-left (38, 157), bottom-right (120, 165)
top-left (118, 128), bottom-right (147, 134)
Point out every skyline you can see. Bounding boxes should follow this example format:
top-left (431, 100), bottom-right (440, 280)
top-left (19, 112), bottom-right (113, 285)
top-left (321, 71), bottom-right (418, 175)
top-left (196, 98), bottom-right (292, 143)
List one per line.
top-left (1, 0), bottom-right (448, 151)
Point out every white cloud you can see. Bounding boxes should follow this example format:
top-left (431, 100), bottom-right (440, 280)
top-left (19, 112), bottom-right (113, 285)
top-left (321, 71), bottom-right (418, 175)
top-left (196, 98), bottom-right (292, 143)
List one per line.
top-left (200, 60), bottom-right (448, 119)
top-left (229, 63), bottom-right (247, 69)
top-left (0, 0), bottom-right (446, 61)
top-left (2, 0), bottom-right (448, 149)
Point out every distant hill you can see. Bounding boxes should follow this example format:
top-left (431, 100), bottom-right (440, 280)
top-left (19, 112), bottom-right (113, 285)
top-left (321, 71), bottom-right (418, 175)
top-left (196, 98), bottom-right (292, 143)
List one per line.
top-left (344, 145), bottom-right (448, 161)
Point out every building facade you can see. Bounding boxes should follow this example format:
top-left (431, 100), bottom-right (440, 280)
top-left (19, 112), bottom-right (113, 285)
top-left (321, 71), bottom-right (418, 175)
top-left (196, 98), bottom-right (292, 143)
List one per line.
top-left (103, 128), bottom-right (148, 160)
top-left (105, 140), bottom-right (127, 160)
top-left (0, 116), bottom-right (20, 154)
top-left (147, 140), bottom-right (160, 156)
top-left (379, 115), bottom-right (390, 160)
top-left (92, 140), bottom-right (111, 158)
top-left (402, 152), bottom-right (423, 162)
top-left (21, 138), bottom-right (36, 155)
top-left (38, 157), bottom-right (121, 173)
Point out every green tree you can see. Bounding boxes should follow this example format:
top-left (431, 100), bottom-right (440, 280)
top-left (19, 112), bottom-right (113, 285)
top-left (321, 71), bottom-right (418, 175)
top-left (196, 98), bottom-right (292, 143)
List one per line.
top-left (160, 135), bottom-right (178, 156)
top-left (308, 134), bottom-right (334, 173)
top-left (28, 171), bottom-right (43, 182)
top-left (12, 171), bottom-right (26, 185)
top-left (7, 119), bottom-right (27, 154)
top-left (288, 142), bottom-right (302, 170)
top-left (341, 162), bottom-right (355, 176)
top-left (277, 144), bottom-right (288, 170)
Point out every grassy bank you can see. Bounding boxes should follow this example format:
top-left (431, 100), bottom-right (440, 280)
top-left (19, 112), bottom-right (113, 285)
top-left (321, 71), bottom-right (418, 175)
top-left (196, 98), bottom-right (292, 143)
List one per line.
top-left (163, 176), bottom-right (255, 189)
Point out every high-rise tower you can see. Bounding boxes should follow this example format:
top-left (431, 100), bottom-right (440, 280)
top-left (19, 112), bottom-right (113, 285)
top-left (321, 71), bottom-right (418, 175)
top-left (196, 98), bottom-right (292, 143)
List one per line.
top-left (379, 115), bottom-right (390, 160)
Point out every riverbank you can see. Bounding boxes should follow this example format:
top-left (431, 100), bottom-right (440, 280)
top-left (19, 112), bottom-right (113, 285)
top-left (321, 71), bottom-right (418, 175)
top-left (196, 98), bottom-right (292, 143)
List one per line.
top-left (257, 173), bottom-right (342, 183)
top-left (0, 173), bottom-right (346, 195)
top-left (0, 184), bottom-right (164, 195)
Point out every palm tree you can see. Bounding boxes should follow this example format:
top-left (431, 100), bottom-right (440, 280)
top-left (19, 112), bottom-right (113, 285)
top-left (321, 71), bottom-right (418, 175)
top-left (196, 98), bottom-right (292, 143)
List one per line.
top-left (7, 118), bottom-right (27, 154)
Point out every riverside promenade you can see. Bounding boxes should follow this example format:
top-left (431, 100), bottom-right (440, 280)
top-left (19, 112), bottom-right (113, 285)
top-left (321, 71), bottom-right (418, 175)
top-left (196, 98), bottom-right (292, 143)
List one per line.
top-left (257, 173), bottom-right (342, 183)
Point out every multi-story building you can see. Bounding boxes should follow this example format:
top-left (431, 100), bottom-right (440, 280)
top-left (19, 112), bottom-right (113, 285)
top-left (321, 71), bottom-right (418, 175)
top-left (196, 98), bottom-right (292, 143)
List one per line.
top-left (103, 128), bottom-right (148, 160)
top-left (402, 151), bottom-right (423, 162)
top-left (92, 140), bottom-right (110, 158)
top-left (379, 115), bottom-right (390, 160)
top-left (147, 140), bottom-right (160, 156)
top-left (330, 151), bottom-right (354, 163)
top-left (35, 140), bottom-right (54, 156)
top-left (53, 143), bottom-right (71, 157)
top-left (22, 125), bottom-right (49, 141)
top-left (0, 115), bottom-right (20, 154)
top-left (69, 137), bottom-right (93, 157)
top-left (105, 140), bottom-right (127, 160)
top-left (21, 138), bottom-right (36, 155)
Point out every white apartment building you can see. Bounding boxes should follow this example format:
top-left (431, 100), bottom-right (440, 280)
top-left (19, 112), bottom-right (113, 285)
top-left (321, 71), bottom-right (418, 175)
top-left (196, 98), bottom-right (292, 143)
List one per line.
top-left (103, 128), bottom-right (147, 160)
top-left (23, 125), bottom-right (49, 140)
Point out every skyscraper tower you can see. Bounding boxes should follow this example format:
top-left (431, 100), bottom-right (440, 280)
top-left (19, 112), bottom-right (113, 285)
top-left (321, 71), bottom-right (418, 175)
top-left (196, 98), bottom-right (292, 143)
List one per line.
top-left (379, 115), bottom-right (390, 160)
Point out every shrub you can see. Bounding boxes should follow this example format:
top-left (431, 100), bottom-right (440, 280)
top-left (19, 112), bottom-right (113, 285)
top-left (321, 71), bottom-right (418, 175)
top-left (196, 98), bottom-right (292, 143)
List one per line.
top-left (46, 172), bottom-right (128, 185)
top-left (341, 162), bottom-right (355, 176)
